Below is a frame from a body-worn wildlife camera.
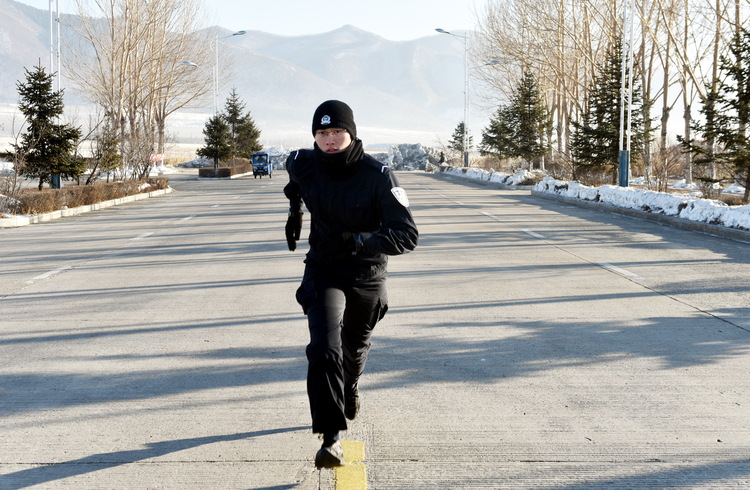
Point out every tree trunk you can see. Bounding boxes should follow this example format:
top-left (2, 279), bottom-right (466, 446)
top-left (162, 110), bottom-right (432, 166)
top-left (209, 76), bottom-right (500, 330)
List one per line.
top-left (682, 0), bottom-right (693, 184)
top-left (708, 0), bottom-right (722, 180)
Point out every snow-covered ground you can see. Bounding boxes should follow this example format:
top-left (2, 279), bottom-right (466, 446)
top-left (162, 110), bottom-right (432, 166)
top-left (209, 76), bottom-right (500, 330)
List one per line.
top-left (441, 166), bottom-right (539, 186)
top-left (534, 176), bottom-right (750, 231)
top-left (438, 165), bottom-right (750, 232)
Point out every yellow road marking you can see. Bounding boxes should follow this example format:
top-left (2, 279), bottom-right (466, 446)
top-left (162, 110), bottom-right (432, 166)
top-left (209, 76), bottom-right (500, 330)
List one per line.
top-left (335, 440), bottom-right (367, 489)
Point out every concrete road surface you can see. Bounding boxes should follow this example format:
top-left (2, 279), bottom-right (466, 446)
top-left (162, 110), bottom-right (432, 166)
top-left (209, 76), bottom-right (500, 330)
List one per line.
top-left (1, 169), bottom-right (749, 489)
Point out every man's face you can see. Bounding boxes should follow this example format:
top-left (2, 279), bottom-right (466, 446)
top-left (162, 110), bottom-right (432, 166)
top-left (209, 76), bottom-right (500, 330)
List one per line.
top-left (315, 128), bottom-right (352, 153)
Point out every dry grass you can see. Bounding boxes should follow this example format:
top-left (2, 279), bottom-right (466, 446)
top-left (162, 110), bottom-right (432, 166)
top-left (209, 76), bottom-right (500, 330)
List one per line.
top-left (718, 194), bottom-right (747, 206)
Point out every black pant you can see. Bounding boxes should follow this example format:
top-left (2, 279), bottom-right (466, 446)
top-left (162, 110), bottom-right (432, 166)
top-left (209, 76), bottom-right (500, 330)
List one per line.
top-left (296, 265), bottom-right (388, 434)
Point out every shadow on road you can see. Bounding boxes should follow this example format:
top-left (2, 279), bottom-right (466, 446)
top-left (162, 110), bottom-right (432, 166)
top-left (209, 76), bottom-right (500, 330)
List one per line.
top-left (0, 426), bottom-right (308, 489)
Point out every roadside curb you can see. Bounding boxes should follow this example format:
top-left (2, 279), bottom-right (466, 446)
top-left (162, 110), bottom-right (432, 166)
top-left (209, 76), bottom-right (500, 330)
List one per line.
top-left (532, 189), bottom-right (750, 243)
top-left (0, 187), bottom-right (174, 229)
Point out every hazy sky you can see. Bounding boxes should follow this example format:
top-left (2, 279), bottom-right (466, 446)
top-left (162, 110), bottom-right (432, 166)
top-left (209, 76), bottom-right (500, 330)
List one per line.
top-left (19, 0), bottom-right (480, 41)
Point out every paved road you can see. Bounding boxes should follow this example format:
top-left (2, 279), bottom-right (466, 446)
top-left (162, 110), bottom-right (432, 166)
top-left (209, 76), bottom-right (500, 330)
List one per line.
top-left (1, 170), bottom-right (749, 489)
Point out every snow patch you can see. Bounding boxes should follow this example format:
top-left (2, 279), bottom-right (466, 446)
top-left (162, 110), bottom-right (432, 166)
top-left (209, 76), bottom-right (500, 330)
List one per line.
top-left (534, 176), bottom-right (750, 231)
top-left (441, 166), bottom-right (536, 186)
top-left (1, 159), bottom-right (13, 175)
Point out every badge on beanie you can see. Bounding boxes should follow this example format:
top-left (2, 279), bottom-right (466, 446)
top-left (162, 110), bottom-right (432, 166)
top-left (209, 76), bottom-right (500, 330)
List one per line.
top-left (391, 187), bottom-right (410, 208)
top-left (321, 115), bottom-right (331, 125)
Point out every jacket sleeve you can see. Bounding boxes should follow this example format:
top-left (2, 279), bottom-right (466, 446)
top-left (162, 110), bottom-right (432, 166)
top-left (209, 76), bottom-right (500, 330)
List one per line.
top-left (283, 151), bottom-right (303, 214)
top-left (360, 172), bottom-right (418, 256)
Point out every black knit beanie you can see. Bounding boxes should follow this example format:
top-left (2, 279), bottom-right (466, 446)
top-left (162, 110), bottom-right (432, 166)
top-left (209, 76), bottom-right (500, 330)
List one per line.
top-left (312, 100), bottom-right (357, 140)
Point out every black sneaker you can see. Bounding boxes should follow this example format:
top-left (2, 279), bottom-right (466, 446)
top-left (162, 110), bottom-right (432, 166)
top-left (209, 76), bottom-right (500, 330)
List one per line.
top-left (315, 440), bottom-right (345, 468)
top-left (345, 384), bottom-right (360, 420)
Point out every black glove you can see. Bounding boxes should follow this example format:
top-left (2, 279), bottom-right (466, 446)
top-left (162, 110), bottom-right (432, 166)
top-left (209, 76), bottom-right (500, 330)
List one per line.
top-left (286, 212), bottom-right (302, 251)
top-left (341, 232), bottom-right (364, 256)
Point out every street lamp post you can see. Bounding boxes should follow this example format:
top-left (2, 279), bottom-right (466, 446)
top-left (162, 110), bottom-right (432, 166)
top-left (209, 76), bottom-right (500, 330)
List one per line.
top-left (436, 28), bottom-right (469, 168)
top-left (48, 0), bottom-right (61, 189)
top-left (214, 30), bottom-right (247, 114)
top-left (618, 0), bottom-right (635, 187)
top-left (49, 0), bottom-right (61, 91)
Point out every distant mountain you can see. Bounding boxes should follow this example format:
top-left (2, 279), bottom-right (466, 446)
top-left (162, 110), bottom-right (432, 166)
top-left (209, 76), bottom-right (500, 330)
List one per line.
top-left (0, 0), bottom-right (476, 147)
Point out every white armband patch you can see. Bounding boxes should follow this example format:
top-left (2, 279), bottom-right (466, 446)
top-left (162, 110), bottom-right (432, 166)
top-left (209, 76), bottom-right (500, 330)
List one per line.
top-left (391, 187), bottom-right (410, 208)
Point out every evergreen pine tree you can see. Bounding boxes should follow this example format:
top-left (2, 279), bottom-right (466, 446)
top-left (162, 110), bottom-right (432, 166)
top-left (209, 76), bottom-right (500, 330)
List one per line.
top-left (13, 65), bottom-right (83, 190)
top-left (197, 115), bottom-right (232, 168)
top-left (447, 122), bottom-right (472, 154)
top-left (513, 71), bottom-right (550, 167)
top-left (480, 105), bottom-right (517, 160)
top-left (678, 89), bottom-right (722, 193)
top-left (234, 119), bottom-right (263, 158)
top-left (713, 27), bottom-right (750, 202)
top-left (570, 40), bottom-right (645, 184)
top-left (480, 71), bottom-right (549, 167)
top-left (222, 88), bottom-right (262, 159)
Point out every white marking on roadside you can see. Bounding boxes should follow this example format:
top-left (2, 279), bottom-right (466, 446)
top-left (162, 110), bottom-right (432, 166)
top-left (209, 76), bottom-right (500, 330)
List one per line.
top-left (523, 229), bottom-right (546, 239)
top-left (211, 204), bottom-right (220, 208)
top-left (25, 266), bottom-right (72, 284)
top-left (131, 232), bottom-right (154, 240)
top-left (598, 262), bottom-right (644, 281)
top-left (455, 201), bottom-right (465, 206)
top-left (179, 215), bottom-right (196, 222)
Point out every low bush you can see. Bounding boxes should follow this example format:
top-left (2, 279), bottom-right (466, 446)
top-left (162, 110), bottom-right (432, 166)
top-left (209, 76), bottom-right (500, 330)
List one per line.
top-left (198, 163), bottom-right (251, 178)
top-left (199, 168), bottom-right (231, 178)
top-left (16, 178), bottom-right (169, 215)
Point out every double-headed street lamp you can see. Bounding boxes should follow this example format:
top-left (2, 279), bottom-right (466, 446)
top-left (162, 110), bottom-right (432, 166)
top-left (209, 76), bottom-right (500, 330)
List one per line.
top-left (436, 28), bottom-right (469, 167)
top-left (214, 30), bottom-right (247, 113)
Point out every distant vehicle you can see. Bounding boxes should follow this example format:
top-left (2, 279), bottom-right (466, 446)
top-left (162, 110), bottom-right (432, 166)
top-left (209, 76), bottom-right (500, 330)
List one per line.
top-left (252, 152), bottom-right (272, 178)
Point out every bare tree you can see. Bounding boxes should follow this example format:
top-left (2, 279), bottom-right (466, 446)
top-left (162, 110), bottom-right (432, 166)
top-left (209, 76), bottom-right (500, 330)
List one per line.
top-left (67, 0), bottom-right (213, 178)
top-left (474, 0), bottom-right (750, 189)
top-left (1, 118), bottom-right (27, 215)
top-left (651, 139), bottom-right (685, 191)
top-left (137, 0), bottom-right (214, 155)
top-left (475, 0), bottom-right (620, 168)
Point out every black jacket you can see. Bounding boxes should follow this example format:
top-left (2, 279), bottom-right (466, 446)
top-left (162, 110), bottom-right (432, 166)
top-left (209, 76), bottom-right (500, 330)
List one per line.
top-left (284, 146), bottom-right (418, 280)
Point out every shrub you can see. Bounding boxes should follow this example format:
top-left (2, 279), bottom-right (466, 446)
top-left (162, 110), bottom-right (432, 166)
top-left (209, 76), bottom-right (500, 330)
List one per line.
top-left (198, 163), bottom-right (251, 178)
top-left (149, 177), bottom-right (169, 190)
top-left (199, 168), bottom-right (231, 178)
top-left (18, 189), bottom-right (58, 214)
top-left (15, 179), bottom-right (169, 215)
